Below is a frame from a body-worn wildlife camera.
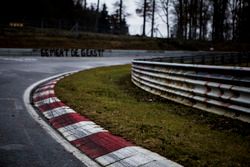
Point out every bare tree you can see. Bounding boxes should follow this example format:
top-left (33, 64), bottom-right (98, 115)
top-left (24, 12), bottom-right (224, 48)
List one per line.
top-left (120, 0), bottom-right (123, 28)
top-left (183, 0), bottom-right (188, 39)
top-left (83, 0), bottom-right (87, 9)
top-left (136, 0), bottom-right (151, 36)
top-left (95, 0), bottom-right (100, 32)
top-left (151, 0), bottom-right (156, 37)
top-left (212, 0), bottom-right (229, 41)
top-left (96, 0), bottom-right (100, 11)
top-left (159, 0), bottom-right (170, 38)
top-left (142, 0), bottom-right (147, 36)
top-left (112, 0), bottom-right (130, 34)
top-left (199, 0), bottom-right (203, 40)
top-left (178, 0), bottom-right (183, 39)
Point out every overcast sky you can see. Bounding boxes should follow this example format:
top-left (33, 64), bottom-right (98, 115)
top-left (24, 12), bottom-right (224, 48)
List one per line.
top-left (87, 0), bottom-right (167, 37)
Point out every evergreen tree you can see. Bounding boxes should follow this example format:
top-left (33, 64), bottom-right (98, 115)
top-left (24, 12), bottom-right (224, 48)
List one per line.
top-left (112, 1), bottom-right (129, 35)
top-left (98, 4), bottom-right (110, 33)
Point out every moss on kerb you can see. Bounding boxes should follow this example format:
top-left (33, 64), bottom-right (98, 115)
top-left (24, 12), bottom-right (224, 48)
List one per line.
top-left (55, 64), bottom-right (250, 167)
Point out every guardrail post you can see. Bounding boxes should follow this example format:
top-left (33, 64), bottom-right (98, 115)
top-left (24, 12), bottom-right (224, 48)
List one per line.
top-left (181, 57), bottom-right (184, 63)
top-left (248, 53), bottom-right (250, 67)
top-left (202, 55), bottom-right (205, 64)
top-left (212, 55), bottom-right (215, 65)
top-left (221, 54), bottom-right (225, 65)
top-left (238, 53), bottom-right (242, 66)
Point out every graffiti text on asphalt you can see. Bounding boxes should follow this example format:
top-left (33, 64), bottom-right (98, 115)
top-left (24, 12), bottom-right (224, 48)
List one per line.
top-left (41, 49), bottom-right (104, 57)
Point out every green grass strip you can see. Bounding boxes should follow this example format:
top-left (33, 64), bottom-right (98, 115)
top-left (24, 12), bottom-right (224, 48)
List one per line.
top-left (55, 64), bottom-right (250, 167)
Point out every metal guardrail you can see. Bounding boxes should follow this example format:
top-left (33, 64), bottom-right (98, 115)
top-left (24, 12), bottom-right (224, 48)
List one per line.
top-left (132, 54), bottom-right (250, 123)
top-left (141, 52), bottom-right (250, 67)
top-left (0, 48), bottom-right (40, 56)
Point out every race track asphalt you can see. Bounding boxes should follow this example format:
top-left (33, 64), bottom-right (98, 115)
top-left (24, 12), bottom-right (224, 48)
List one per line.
top-left (0, 56), bottom-right (136, 167)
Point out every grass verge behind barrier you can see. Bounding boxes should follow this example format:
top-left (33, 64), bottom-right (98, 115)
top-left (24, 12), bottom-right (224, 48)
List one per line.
top-left (55, 65), bottom-right (250, 167)
top-left (1, 27), bottom-right (250, 51)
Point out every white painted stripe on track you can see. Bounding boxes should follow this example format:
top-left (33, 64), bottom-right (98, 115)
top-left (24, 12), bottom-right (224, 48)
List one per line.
top-left (37, 84), bottom-right (55, 91)
top-left (57, 121), bottom-right (107, 141)
top-left (51, 77), bottom-right (64, 83)
top-left (58, 121), bottom-right (95, 133)
top-left (33, 90), bottom-right (55, 99)
top-left (43, 81), bottom-right (57, 85)
top-left (43, 106), bottom-right (76, 119)
top-left (34, 97), bottom-right (61, 107)
top-left (96, 146), bottom-right (182, 167)
top-left (95, 146), bottom-right (139, 166)
top-left (39, 82), bottom-right (57, 88)
top-left (141, 160), bottom-right (181, 167)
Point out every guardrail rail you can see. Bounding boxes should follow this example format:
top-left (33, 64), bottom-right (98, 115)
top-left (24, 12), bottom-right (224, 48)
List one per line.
top-left (131, 53), bottom-right (250, 123)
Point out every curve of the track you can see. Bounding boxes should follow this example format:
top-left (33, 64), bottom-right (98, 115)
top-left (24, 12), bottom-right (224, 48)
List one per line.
top-left (0, 52), bottom-right (201, 167)
top-left (0, 56), bottom-right (140, 167)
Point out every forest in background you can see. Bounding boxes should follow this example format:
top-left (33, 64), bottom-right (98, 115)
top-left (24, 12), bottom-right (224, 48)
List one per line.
top-left (168, 0), bottom-right (250, 42)
top-left (0, 0), bottom-right (128, 35)
top-left (136, 0), bottom-right (249, 42)
top-left (0, 0), bottom-right (249, 43)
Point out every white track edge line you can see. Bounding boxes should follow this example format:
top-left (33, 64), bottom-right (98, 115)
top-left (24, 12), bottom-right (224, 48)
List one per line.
top-left (23, 70), bottom-right (101, 167)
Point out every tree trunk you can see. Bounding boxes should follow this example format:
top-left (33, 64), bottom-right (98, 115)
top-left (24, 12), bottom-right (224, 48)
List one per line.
top-left (220, 0), bottom-right (227, 40)
top-left (96, 0), bottom-right (100, 12)
top-left (166, 0), bottom-right (170, 38)
top-left (192, 0), bottom-right (198, 39)
top-left (119, 0), bottom-right (123, 33)
top-left (189, 0), bottom-right (193, 39)
top-left (212, 0), bottom-right (219, 41)
top-left (184, 0), bottom-right (188, 39)
top-left (83, 0), bottom-right (87, 10)
top-left (142, 0), bottom-right (147, 36)
top-left (151, 0), bottom-right (156, 38)
top-left (95, 0), bottom-right (100, 32)
top-left (199, 0), bottom-right (203, 40)
top-left (178, 0), bottom-right (183, 39)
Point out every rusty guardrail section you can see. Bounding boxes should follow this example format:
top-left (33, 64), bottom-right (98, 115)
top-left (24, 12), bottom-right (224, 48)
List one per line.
top-left (131, 55), bottom-right (250, 123)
